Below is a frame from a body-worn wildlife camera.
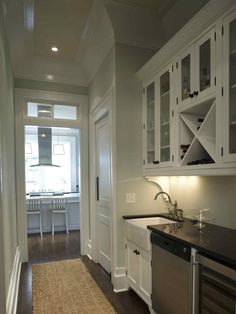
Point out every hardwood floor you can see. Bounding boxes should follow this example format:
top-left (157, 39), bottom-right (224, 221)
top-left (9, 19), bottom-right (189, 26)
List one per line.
top-left (17, 230), bottom-right (149, 314)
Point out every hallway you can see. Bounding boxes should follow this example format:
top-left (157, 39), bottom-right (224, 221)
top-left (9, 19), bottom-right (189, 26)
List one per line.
top-left (16, 231), bottom-right (149, 314)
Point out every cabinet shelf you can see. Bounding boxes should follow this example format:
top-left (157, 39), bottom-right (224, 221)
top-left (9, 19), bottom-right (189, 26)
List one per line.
top-left (161, 121), bottom-right (170, 127)
top-left (161, 145), bottom-right (170, 149)
top-left (230, 121), bottom-right (236, 127)
top-left (230, 84), bottom-right (236, 90)
top-left (161, 90), bottom-right (170, 98)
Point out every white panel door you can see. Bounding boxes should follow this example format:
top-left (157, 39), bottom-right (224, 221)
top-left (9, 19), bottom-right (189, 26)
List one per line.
top-left (96, 115), bottom-right (111, 274)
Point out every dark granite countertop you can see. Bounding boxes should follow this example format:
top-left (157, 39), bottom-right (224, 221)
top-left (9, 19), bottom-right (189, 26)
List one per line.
top-left (123, 213), bottom-right (236, 269)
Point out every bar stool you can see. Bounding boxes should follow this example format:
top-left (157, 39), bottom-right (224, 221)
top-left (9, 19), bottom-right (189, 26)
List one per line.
top-left (51, 197), bottom-right (68, 236)
top-left (27, 199), bottom-right (43, 236)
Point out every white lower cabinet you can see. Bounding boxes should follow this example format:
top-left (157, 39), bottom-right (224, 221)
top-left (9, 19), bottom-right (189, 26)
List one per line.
top-left (126, 241), bottom-right (152, 307)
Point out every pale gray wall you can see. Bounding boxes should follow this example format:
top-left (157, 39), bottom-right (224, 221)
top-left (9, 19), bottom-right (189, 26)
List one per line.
top-left (115, 43), bottom-right (157, 266)
top-left (0, 5), bottom-right (18, 310)
top-left (89, 45), bottom-right (115, 110)
top-left (14, 78), bottom-right (88, 95)
top-left (168, 176), bottom-right (236, 230)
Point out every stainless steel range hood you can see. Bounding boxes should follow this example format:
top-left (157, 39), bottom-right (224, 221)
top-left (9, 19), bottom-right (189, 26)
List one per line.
top-left (31, 127), bottom-right (60, 167)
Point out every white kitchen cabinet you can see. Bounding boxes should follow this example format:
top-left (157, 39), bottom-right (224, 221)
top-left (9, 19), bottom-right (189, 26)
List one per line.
top-left (139, 2), bottom-right (236, 175)
top-left (126, 241), bottom-right (151, 306)
top-left (176, 27), bottom-right (216, 108)
top-left (143, 63), bottom-right (174, 169)
top-left (222, 9), bottom-right (236, 163)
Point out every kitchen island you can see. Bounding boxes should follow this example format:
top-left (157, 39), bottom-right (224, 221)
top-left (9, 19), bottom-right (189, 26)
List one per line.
top-left (27, 193), bottom-right (80, 234)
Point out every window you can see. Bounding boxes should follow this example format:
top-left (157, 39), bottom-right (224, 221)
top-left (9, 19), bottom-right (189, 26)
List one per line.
top-left (25, 126), bottom-right (79, 194)
top-left (27, 102), bottom-right (77, 120)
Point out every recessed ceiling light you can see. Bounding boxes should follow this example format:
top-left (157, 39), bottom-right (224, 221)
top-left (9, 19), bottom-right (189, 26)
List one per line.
top-left (51, 46), bottom-right (58, 52)
top-left (46, 74), bottom-right (54, 80)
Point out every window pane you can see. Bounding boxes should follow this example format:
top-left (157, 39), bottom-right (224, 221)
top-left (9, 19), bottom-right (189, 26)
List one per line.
top-left (27, 102), bottom-right (52, 118)
top-left (199, 39), bottom-right (211, 92)
top-left (181, 55), bottom-right (191, 101)
top-left (54, 105), bottom-right (77, 120)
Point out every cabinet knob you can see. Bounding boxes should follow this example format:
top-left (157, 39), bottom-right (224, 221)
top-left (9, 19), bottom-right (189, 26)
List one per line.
top-left (194, 91), bottom-right (199, 96)
top-left (136, 251), bottom-right (140, 255)
top-left (153, 160), bottom-right (160, 164)
top-left (189, 93), bottom-right (194, 98)
top-left (133, 250), bottom-right (137, 254)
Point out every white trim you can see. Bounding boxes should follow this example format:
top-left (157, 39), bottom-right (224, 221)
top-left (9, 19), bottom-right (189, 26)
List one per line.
top-left (14, 88), bottom-right (89, 262)
top-left (6, 247), bottom-right (21, 314)
top-left (89, 86), bottom-right (116, 285)
top-left (113, 267), bottom-right (128, 292)
top-left (87, 240), bottom-right (92, 260)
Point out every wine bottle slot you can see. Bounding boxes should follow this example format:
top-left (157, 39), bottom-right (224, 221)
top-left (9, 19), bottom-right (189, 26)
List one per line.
top-left (180, 144), bottom-right (190, 149)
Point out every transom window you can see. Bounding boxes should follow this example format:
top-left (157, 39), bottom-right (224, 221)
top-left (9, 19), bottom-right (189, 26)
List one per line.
top-left (27, 102), bottom-right (77, 120)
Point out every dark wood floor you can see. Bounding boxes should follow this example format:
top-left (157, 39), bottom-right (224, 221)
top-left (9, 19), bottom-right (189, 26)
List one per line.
top-left (17, 230), bottom-right (149, 314)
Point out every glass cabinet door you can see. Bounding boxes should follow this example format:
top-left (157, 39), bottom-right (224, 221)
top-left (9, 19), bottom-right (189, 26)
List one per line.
top-left (181, 54), bottom-right (191, 101)
top-left (195, 28), bottom-right (216, 98)
top-left (223, 11), bottom-right (236, 160)
top-left (146, 82), bottom-right (155, 165)
top-left (229, 17), bottom-right (236, 155)
top-left (159, 70), bottom-right (171, 163)
top-left (177, 46), bottom-right (194, 107)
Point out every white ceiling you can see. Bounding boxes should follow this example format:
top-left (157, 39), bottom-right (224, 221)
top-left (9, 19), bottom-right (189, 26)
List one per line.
top-left (34, 0), bottom-right (93, 60)
top-left (3, 0), bottom-right (209, 87)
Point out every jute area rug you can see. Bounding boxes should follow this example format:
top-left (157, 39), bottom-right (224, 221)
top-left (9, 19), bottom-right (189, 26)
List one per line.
top-left (32, 258), bottom-right (116, 314)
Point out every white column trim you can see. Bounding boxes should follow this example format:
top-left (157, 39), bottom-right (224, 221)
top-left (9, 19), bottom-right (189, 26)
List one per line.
top-left (6, 247), bottom-right (21, 314)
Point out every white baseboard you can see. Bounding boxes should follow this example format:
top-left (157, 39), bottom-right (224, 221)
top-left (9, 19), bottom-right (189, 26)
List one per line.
top-left (6, 247), bottom-right (21, 314)
top-left (113, 267), bottom-right (128, 292)
top-left (87, 239), bottom-right (92, 260)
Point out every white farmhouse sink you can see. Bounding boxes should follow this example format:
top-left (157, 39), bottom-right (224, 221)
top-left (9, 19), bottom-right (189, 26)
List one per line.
top-left (126, 217), bottom-right (176, 251)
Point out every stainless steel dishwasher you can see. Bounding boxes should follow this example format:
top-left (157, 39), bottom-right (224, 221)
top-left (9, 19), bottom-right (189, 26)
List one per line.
top-left (151, 232), bottom-right (192, 314)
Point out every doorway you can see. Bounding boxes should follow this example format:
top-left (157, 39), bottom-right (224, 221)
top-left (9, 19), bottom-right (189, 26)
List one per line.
top-left (25, 125), bottom-right (81, 262)
top-left (15, 89), bottom-right (89, 264)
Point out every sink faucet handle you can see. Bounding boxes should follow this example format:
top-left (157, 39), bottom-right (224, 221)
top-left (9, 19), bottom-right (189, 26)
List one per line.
top-left (173, 200), bottom-right (178, 209)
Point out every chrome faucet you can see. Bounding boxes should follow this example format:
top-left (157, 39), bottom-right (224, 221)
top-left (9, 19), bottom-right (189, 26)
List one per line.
top-left (154, 191), bottom-right (183, 221)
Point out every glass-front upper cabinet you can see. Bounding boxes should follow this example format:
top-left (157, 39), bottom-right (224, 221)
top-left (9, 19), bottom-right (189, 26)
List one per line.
top-left (194, 28), bottom-right (216, 99)
top-left (176, 46), bottom-right (195, 107)
top-left (144, 81), bottom-right (156, 166)
top-left (176, 28), bottom-right (216, 107)
top-left (143, 65), bottom-right (174, 168)
top-left (223, 10), bottom-right (236, 162)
